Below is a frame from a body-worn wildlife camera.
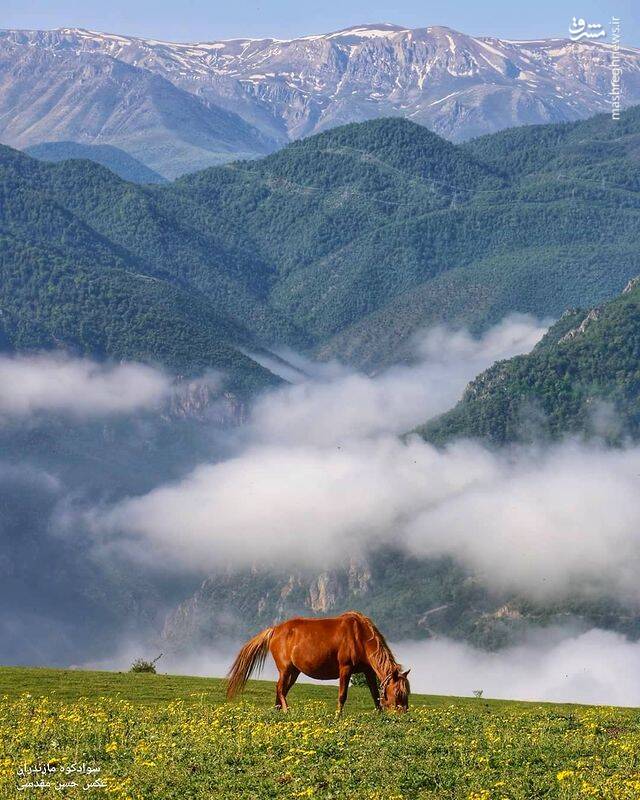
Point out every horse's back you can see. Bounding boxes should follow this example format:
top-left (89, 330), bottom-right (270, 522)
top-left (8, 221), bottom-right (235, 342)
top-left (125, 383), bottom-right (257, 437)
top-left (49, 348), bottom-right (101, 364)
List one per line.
top-left (273, 613), bottom-right (351, 641)
top-left (274, 612), bottom-right (367, 642)
top-left (278, 611), bottom-right (368, 628)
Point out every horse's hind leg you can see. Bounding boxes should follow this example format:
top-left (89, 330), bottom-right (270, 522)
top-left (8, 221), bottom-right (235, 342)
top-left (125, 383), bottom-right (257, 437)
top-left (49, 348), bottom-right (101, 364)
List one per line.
top-left (275, 671), bottom-right (286, 710)
top-left (275, 666), bottom-right (299, 711)
top-left (337, 665), bottom-right (353, 714)
top-left (281, 667), bottom-right (300, 710)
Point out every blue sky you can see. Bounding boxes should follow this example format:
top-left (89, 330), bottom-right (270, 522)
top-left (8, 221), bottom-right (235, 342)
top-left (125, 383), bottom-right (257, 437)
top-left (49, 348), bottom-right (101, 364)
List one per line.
top-left (4, 0), bottom-right (639, 45)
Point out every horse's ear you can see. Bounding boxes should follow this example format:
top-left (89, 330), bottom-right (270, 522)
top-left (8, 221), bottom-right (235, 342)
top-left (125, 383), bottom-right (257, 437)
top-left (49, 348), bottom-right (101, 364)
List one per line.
top-left (400, 669), bottom-right (411, 678)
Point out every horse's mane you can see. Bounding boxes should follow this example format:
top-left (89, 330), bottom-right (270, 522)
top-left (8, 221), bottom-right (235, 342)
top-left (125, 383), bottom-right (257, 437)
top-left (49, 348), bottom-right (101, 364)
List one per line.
top-left (345, 611), bottom-right (399, 678)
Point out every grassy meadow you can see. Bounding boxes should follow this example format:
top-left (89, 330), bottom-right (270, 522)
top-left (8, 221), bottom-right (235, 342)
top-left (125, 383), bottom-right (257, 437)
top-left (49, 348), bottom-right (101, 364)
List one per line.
top-left (1, 666), bottom-right (640, 799)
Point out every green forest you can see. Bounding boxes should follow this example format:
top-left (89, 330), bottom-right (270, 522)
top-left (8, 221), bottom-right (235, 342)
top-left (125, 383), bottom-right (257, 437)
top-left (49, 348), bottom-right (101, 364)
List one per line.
top-left (419, 278), bottom-right (640, 444)
top-left (2, 107), bottom-right (640, 394)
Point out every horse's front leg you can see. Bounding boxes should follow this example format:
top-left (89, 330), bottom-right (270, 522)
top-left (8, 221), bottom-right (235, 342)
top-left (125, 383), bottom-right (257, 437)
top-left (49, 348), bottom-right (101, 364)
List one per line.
top-left (364, 667), bottom-right (381, 712)
top-left (337, 666), bottom-right (352, 714)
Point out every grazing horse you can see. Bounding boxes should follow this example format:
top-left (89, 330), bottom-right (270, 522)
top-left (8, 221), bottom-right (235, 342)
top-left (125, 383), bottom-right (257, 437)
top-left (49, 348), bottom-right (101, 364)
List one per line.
top-left (226, 611), bottom-right (410, 712)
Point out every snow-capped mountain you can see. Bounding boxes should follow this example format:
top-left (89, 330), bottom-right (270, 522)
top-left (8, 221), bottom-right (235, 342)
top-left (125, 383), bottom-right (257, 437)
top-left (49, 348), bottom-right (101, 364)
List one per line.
top-left (1, 23), bottom-right (639, 176)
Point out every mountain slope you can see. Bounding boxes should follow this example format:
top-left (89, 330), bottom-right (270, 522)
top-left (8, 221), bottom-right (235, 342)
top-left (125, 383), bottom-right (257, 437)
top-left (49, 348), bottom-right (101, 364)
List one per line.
top-left (463, 105), bottom-right (640, 181)
top-left (0, 237), bottom-right (277, 393)
top-left (162, 545), bottom-right (640, 651)
top-left (0, 145), bottom-right (286, 392)
top-left (1, 23), bottom-right (638, 164)
top-left (0, 142), bottom-right (304, 341)
top-left (5, 108), bottom-right (640, 657)
top-left (316, 108), bottom-right (640, 366)
top-left (25, 142), bottom-right (166, 183)
top-left (0, 34), bottom-right (277, 177)
top-left (418, 278), bottom-right (640, 444)
top-left (3, 110), bottom-right (640, 380)
top-left (177, 117), bottom-right (506, 339)
top-left (177, 110), bottom-right (640, 361)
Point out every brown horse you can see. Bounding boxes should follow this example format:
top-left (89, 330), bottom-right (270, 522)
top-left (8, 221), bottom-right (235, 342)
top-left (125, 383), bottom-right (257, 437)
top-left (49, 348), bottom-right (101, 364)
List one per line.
top-left (226, 611), bottom-right (410, 712)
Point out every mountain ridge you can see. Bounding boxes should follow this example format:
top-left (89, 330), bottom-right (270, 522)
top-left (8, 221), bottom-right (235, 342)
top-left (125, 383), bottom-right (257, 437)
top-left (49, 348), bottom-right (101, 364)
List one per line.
top-left (0, 33), bottom-right (279, 177)
top-left (25, 141), bottom-right (167, 183)
top-left (1, 24), bottom-right (639, 176)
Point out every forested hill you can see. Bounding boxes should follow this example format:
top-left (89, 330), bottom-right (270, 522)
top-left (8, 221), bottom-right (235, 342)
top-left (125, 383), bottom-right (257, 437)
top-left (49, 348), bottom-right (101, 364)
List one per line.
top-left (2, 109), bottom-right (640, 389)
top-left (0, 144), bottom-right (289, 394)
top-left (418, 278), bottom-right (640, 445)
top-left (315, 108), bottom-right (640, 367)
top-left (462, 107), bottom-right (640, 183)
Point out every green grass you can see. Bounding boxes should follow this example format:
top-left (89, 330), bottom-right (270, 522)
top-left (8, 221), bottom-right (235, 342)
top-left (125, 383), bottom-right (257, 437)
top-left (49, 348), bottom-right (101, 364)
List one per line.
top-left (2, 667), bottom-right (640, 799)
top-left (0, 665), bottom-right (467, 710)
top-left (0, 665), bottom-right (577, 711)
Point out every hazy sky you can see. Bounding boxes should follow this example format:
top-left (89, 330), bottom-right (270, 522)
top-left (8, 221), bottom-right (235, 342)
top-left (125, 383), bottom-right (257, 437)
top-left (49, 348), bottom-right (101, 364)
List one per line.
top-left (4, 0), bottom-right (639, 45)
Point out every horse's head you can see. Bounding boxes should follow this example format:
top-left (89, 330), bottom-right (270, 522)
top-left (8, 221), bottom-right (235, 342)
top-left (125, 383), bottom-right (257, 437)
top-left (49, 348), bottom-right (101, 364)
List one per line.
top-left (380, 667), bottom-right (411, 712)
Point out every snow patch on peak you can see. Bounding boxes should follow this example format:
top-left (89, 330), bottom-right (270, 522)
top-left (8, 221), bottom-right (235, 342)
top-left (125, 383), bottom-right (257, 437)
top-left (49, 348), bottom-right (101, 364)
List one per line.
top-left (326, 24), bottom-right (409, 40)
top-left (63, 28), bottom-right (134, 44)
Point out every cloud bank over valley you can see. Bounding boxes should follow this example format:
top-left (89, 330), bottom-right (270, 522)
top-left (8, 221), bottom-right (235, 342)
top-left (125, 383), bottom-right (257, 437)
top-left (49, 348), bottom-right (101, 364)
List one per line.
top-left (5, 315), bottom-right (640, 707)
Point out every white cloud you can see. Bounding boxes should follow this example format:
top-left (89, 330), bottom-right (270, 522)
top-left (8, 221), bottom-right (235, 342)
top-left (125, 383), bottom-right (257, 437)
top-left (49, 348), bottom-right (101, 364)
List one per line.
top-left (85, 318), bottom-right (640, 599)
top-left (0, 354), bottom-right (172, 417)
top-left (13, 318), bottom-right (640, 698)
top-left (87, 315), bottom-right (640, 604)
top-left (250, 314), bottom-right (548, 445)
top-left (404, 441), bottom-right (640, 600)
top-left (95, 316), bottom-right (551, 571)
top-left (95, 436), bottom-right (448, 568)
top-left (395, 629), bottom-right (640, 706)
top-left (95, 436), bottom-right (640, 601)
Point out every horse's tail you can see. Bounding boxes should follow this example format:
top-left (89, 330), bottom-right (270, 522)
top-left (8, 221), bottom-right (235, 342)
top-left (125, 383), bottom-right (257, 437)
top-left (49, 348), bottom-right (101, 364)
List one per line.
top-left (226, 626), bottom-right (274, 700)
